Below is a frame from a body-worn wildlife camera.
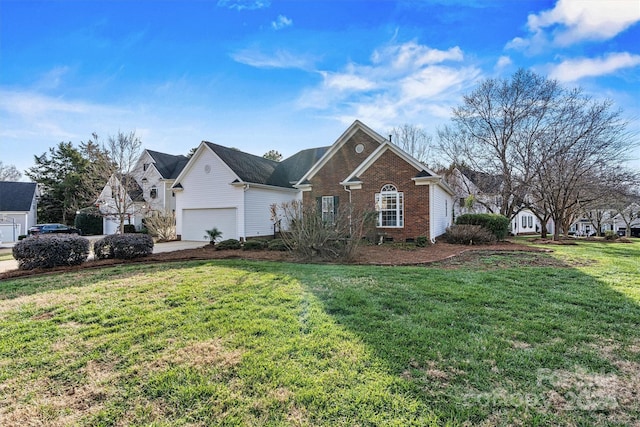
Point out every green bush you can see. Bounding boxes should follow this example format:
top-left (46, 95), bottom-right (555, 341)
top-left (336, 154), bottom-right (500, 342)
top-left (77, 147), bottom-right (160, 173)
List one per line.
top-left (455, 213), bottom-right (510, 240)
top-left (267, 239), bottom-right (289, 252)
top-left (243, 239), bottom-right (268, 250)
top-left (94, 234), bottom-right (154, 260)
top-left (74, 207), bottom-right (103, 235)
top-left (443, 224), bottom-right (497, 245)
top-left (13, 235), bottom-right (90, 270)
top-left (604, 230), bottom-right (619, 240)
top-left (216, 239), bottom-right (242, 250)
top-left (416, 236), bottom-right (429, 247)
top-left (123, 224), bottom-right (136, 234)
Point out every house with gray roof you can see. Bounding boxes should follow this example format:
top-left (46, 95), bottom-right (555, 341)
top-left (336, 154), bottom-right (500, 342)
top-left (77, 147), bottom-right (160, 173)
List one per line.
top-left (0, 181), bottom-right (38, 242)
top-left (172, 120), bottom-right (454, 242)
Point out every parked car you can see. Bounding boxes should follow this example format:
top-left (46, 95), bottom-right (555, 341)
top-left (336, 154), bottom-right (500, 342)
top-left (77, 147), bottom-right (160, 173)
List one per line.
top-left (28, 223), bottom-right (82, 235)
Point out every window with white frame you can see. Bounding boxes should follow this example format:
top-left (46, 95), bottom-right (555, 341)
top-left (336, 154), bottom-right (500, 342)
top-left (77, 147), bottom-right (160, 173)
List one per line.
top-left (320, 195), bottom-right (337, 223)
top-left (375, 184), bottom-right (404, 228)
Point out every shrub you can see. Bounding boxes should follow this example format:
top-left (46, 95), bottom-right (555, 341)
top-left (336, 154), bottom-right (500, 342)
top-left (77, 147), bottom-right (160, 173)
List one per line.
top-left (416, 236), bottom-right (429, 247)
top-left (123, 224), bottom-right (136, 234)
top-left (243, 239), bottom-right (268, 250)
top-left (13, 234), bottom-right (90, 270)
top-left (94, 234), bottom-right (154, 260)
top-left (204, 227), bottom-right (223, 245)
top-left (74, 207), bottom-right (103, 235)
top-left (144, 211), bottom-right (176, 241)
top-left (18, 235), bottom-right (27, 241)
top-left (269, 201), bottom-right (374, 261)
top-left (604, 230), bottom-right (619, 241)
top-left (267, 239), bottom-right (288, 251)
top-left (216, 239), bottom-right (242, 250)
top-left (443, 224), bottom-right (496, 245)
top-left (456, 213), bottom-right (510, 240)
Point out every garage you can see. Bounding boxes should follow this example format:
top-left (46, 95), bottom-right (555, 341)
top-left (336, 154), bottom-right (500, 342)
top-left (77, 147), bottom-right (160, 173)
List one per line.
top-left (182, 208), bottom-right (237, 241)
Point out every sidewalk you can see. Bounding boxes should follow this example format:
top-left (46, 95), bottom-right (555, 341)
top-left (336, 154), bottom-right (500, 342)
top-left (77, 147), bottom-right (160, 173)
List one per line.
top-left (0, 239), bottom-right (206, 274)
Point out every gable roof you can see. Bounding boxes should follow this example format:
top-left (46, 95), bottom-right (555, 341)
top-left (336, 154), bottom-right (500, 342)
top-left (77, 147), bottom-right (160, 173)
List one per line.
top-left (146, 150), bottom-right (189, 179)
top-left (294, 120), bottom-right (387, 186)
top-left (456, 165), bottom-right (503, 194)
top-left (0, 182), bottom-right (37, 212)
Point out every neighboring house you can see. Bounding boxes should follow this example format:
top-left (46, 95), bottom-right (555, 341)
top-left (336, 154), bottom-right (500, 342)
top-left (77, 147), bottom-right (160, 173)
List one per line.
top-left (172, 120), bottom-right (454, 242)
top-left (0, 181), bottom-right (38, 242)
top-left (96, 149), bottom-right (189, 234)
top-left (442, 165), bottom-right (502, 218)
top-left (611, 202), bottom-right (640, 237)
top-left (442, 166), bottom-right (545, 235)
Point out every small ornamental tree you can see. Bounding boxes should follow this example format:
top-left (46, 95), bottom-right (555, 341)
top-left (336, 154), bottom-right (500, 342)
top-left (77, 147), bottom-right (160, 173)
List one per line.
top-left (270, 200), bottom-right (374, 262)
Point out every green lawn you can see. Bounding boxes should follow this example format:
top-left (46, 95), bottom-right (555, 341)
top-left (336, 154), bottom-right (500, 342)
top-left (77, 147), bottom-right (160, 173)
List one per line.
top-left (0, 241), bottom-right (638, 426)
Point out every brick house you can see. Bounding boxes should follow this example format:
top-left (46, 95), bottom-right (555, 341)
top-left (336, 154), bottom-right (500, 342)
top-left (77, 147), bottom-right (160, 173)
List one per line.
top-left (295, 120), bottom-right (453, 242)
top-left (173, 120), bottom-right (454, 242)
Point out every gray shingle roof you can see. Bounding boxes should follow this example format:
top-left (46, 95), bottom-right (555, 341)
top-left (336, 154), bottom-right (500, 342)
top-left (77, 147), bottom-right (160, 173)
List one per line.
top-left (146, 150), bottom-right (189, 179)
top-left (204, 143), bottom-right (329, 188)
top-left (0, 182), bottom-right (37, 212)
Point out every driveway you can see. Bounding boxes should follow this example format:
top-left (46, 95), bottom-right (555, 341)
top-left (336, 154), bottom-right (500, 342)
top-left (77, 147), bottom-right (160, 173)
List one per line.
top-left (0, 239), bottom-right (207, 274)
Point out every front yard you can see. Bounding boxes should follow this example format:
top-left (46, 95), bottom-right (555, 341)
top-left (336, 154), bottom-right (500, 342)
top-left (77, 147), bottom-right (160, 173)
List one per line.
top-left (0, 240), bottom-right (638, 425)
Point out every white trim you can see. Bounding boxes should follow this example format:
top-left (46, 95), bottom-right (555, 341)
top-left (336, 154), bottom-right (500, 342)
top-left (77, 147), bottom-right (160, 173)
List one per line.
top-left (294, 120), bottom-right (387, 186)
top-left (232, 181), bottom-right (300, 193)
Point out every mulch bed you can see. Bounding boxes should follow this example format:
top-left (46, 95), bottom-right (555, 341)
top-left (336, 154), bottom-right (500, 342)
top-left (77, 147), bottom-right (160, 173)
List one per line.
top-left (0, 240), bottom-right (548, 281)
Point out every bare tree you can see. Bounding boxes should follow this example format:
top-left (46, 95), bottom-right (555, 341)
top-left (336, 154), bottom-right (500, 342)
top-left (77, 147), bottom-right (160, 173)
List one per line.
top-left (92, 131), bottom-right (143, 233)
top-left (530, 91), bottom-right (631, 240)
top-left (390, 124), bottom-right (434, 166)
top-left (0, 162), bottom-right (22, 181)
top-left (439, 69), bottom-right (561, 220)
top-left (439, 69), bottom-right (636, 240)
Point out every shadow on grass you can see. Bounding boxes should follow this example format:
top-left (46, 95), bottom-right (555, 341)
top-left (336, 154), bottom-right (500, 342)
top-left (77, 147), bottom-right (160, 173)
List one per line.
top-left (278, 250), bottom-right (640, 424)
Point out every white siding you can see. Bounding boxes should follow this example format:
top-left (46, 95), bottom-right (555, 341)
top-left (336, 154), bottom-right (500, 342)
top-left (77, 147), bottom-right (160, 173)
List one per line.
top-left (175, 148), bottom-right (244, 240)
top-left (244, 187), bottom-right (299, 238)
top-left (431, 184), bottom-right (453, 239)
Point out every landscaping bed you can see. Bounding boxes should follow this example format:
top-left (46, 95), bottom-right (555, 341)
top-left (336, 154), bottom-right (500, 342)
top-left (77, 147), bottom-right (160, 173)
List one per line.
top-left (0, 240), bottom-right (545, 280)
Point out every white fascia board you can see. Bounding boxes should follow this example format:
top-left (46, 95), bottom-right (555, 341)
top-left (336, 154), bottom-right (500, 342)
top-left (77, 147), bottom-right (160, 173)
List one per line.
top-left (294, 120), bottom-right (387, 186)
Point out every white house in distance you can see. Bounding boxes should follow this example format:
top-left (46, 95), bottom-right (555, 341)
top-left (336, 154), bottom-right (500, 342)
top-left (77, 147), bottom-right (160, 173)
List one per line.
top-left (96, 149), bottom-right (188, 234)
top-left (0, 181), bottom-right (38, 242)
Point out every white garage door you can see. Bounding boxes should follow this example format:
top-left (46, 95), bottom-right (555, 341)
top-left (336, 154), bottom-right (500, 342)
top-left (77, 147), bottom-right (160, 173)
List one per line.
top-left (104, 218), bottom-right (120, 235)
top-left (182, 208), bottom-right (237, 241)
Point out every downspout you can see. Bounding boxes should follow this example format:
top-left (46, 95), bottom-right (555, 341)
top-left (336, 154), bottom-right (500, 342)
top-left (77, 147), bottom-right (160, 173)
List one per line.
top-left (430, 183), bottom-right (436, 244)
top-left (343, 185), bottom-right (352, 235)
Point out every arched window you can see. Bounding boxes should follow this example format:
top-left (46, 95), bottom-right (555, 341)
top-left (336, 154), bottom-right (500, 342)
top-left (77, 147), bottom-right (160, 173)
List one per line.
top-left (375, 184), bottom-right (404, 228)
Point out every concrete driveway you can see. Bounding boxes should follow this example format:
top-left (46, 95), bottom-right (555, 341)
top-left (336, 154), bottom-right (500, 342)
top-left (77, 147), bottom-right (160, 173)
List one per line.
top-left (0, 239), bottom-right (207, 274)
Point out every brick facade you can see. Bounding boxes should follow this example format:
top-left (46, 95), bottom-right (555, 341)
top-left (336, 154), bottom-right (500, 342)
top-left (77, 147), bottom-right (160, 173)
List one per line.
top-left (303, 129), bottom-right (432, 242)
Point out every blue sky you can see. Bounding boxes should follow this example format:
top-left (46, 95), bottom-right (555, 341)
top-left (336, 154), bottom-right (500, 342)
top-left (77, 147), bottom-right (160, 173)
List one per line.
top-left (1, 0), bottom-right (639, 176)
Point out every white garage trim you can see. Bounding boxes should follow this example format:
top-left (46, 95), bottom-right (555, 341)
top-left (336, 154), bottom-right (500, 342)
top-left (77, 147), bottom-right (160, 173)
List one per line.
top-left (182, 208), bottom-right (237, 241)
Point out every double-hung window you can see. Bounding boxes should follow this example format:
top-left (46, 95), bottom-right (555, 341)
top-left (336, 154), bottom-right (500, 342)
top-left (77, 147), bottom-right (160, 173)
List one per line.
top-left (375, 184), bottom-right (404, 228)
top-left (318, 196), bottom-right (338, 224)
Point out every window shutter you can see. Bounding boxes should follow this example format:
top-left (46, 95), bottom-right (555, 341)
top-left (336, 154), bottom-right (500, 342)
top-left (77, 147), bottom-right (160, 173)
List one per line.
top-left (333, 196), bottom-right (339, 215)
top-left (316, 197), bottom-right (322, 217)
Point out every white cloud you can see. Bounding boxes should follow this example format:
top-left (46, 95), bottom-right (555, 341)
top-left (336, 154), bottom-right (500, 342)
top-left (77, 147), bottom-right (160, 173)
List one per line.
top-left (271, 15), bottom-right (292, 30)
top-left (217, 0), bottom-right (270, 10)
top-left (231, 48), bottom-right (315, 70)
top-left (548, 52), bottom-right (640, 82)
top-left (509, 0), bottom-right (640, 51)
top-left (495, 56), bottom-right (512, 70)
top-left (297, 40), bottom-right (481, 131)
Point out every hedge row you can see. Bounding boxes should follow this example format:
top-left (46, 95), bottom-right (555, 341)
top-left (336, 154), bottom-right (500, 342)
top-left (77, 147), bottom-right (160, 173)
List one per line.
top-left (13, 233), bottom-right (154, 270)
top-left (455, 213), bottom-right (510, 240)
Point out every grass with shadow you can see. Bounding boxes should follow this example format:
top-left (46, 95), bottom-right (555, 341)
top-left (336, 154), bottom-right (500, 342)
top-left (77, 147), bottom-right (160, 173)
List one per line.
top-left (0, 240), bottom-right (638, 425)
